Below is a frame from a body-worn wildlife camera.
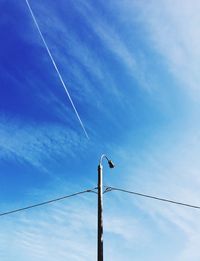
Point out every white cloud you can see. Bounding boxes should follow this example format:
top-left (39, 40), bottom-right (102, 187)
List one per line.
top-left (117, 126), bottom-right (200, 260)
top-left (0, 185), bottom-right (147, 261)
top-left (0, 115), bottom-right (87, 171)
top-left (72, 1), bottom-right (150, 88)
top-left (4, 1), bottom-right (200, 260)
top-left (22, 0), bottom-right (134, 130)
top-left (0, 198), bottom-right (96, 261)
top-left (122, 0), bottom-right (200, 97)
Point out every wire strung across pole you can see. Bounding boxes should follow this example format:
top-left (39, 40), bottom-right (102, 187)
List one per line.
top-left (105, 186), bottom-right (200, 210)
top-left (25, 0), bottom-right (89, 139)
top-left (0, 188), bottom-right (97, 217)
top-left (1, 186), bottom-right (200, 218)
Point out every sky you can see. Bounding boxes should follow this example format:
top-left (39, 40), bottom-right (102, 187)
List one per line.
top-left (1, 0), bottom-right (200, 260)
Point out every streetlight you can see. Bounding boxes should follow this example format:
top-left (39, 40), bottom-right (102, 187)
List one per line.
top-left (98, 154), bottom-right (115, 261)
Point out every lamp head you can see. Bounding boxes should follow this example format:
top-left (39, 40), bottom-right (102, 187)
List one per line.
top-left (108, 160), bottom-right (115, 168)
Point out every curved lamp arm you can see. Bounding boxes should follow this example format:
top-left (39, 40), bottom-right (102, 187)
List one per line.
top-left (99, 154), bottom-right (115, 168)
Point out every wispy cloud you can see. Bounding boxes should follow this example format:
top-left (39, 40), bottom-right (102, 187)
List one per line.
top-left (0, 185), bottom-right (147, 261)
top-left (3, 1), bottom-right (200, 260)
top-left (118, 126), bottom-right (200, 260)
top-left (71, 1), bottom-right (152, 89)
top-left (21, 0), bottom-right (134, 136)
top-left (0, 115), bottom-right (87, 171)
top-left (0, 196), bottom-right (96, 261)
top-left (121, 0), bottom-right (200, 98)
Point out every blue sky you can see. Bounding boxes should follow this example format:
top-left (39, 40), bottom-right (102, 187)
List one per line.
top-left (1, 0), bottom-right (200, 260)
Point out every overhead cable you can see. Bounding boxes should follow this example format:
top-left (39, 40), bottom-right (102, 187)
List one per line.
top-left (1, 185), bottom-right (200, 218)
top-left (105, 186), bottom-right (200, 210)
top-left (25, 0), bottom-right (89, 139)
top-left (0, 188), bottom-right (97, 217)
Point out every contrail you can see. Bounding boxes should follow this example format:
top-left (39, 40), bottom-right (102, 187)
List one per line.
top-left (25, 0), bottom-right (89, 139)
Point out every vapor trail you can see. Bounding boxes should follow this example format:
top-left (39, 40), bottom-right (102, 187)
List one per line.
top-left (25, 0), bottom-right (89, 139)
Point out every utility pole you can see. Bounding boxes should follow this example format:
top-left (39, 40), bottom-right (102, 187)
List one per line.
top-left (98, 163), bottom-right (103, 261)
top-left (97, 155), bottom-right (115, 261)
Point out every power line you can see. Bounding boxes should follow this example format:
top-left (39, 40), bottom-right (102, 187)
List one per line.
top-left (0, 188), bottom-right (96, 217)
top-left (1, 185), bottom-right (200, 218)
top-left (105, 186), bottom-right (200, 210)
top-left (25, 0), bottom-right (89, 139)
